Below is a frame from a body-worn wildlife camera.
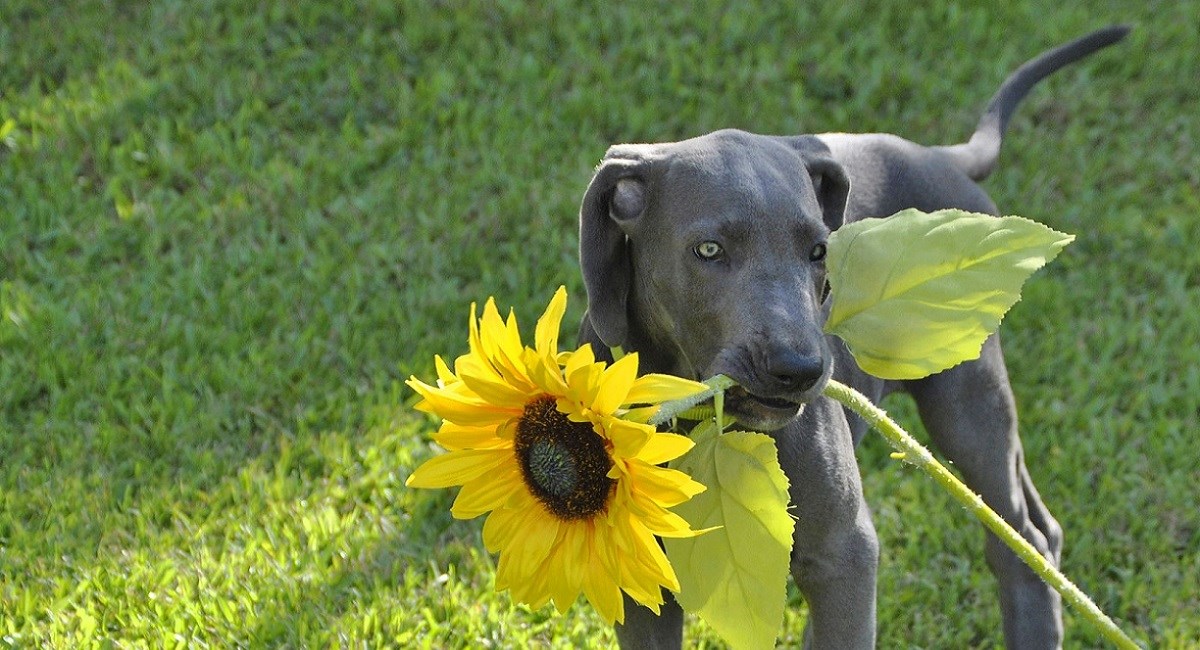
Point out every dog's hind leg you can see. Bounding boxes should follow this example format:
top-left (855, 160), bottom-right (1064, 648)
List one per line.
top-left (906, 334), bottom-right (1064, 649)
top-left (1020, 450), bottom-right (1064, 565)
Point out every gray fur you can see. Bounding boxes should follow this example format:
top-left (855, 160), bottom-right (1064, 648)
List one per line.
top-left (576, 26), bottom-right (1129, 649)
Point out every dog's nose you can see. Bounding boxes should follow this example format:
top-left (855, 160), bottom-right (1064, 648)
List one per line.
top-left (767, 351), bottom-right (825, 393)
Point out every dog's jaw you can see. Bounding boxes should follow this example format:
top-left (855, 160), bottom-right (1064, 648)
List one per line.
top-left (723, 386), bottom-right (808, 431)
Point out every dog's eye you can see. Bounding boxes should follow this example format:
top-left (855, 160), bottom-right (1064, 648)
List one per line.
top-left (809, 242), bottom-right (827, 262)
top-left (694, 241), bottom-right (725, 261)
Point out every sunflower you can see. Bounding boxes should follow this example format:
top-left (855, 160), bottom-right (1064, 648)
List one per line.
top-left (405, 287), bottom-right (709, 624)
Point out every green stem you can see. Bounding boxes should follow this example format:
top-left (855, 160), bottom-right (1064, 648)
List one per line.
top-left (649, 375), bottom-right (736, 426)
top-left (822, 379), bottom-right (1140, 649)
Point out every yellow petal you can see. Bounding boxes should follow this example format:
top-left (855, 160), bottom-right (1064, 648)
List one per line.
top-left (628, 459), bottom-right (706, 507)
top-left (450, 463), bottom-right (523, 519)
top-left (556, 396), bottom-right (592, 425)
top-left (508, 508), bottom-right (561, 582)
top-left (405, 376), bottom-right (446, 415)
top-left (634, 431), bottom-right (695, 465)
top-left (405, 449), bottom-right (510, 488)
top-left (564, 345), bottom-right (602, 404)
top-left (482, 504), bottom-right (527, 553)
top-left (433, 422), bottom-right (512, 450)
top-left (534, 286), bottom-right (568, 360)
top-left (439, 376), bottom-right (503, 406)
top-left (505, 308), bottom-right (521, 340)
top-left (615, 466), bottom-right (701, 534)
top-left (606, 505), bottom-right (635, 553)
top-left (627, 517), bottom-right (680, 591)
top-left (479, 299), bottom-right (531, 385)
top-left (467, 302), bottom-right (485, 360)
top-left (479, 298), bottom-right (510, 349)
top-left (494, 418), bottom-right (518, 442)
top-left (606, 456), bottom-right (630, 481)
top-left (580, 522), bottom-right (625, 624)
top-left (547, 526), bottom-right (584, 613)
top-left (502, 309), bottom-right (538, 384)
top-left (564, 343), bottom-right (595, 377)
top-left (583, 562), bottom-right (624, 625)
top-left (493, 527), bottom-right (522, 591)
top-left (628, 504), bottom-right (692, 535)
top-left (421, 392), bottom-right (518, 427)
top-left (588, 518), bottom-right (620, 577)
top-left (426, 371), bottom-right (482, 398)
top-left (604, 417), bottom-right (654, 457)
top-left (620, 581), bottom-right (663, 615)
top-left (407, 378), bottom-right (520, 427)
top-left (456, 363), bottom-right (535, 408)
top-left (625, 373), bottom-right (708, 405)
top-left (434, 355), bottom-right (458, 386)
top-left (612, 518), bottom-right (670, 607)
top-left (593, 352), bottom-right (639, 414)
top-left (525, 348), bottom-right (569, 395)
top-left (561, 523), bottom-right (590, 597)
top-left (466, 300), bottom-right (504, 376)
top-left (452, 351), bottom-right (502, 383)
top-left (483, 490), bottom-right (560, 610)
top-left (510, 559), bottom-right (553, 609)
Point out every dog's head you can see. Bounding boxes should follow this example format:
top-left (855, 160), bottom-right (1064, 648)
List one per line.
top-left (579, 130), bottom-right (850, 431)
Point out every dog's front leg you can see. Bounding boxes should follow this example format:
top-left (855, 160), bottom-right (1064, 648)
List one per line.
top-left (614, 589), bottom-right (684, 650)
top-left (791, 499), bottom-right (879, 649)
top-left (780, 397), bottom-right (879, 649)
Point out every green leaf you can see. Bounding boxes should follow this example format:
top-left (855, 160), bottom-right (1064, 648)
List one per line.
top-left (824, 209), bottom-right (1074, 380)
top-left (665, 422), bottom-right (794, 650)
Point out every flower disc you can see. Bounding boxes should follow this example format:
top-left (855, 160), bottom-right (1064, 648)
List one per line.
top-left (515, 396), bottom-right (614, 520)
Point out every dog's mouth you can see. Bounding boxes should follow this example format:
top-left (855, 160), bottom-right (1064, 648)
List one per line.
top-left (731, 387), bottom-right (796, 410)
top-left (723, 386), bottom-right (805, 430)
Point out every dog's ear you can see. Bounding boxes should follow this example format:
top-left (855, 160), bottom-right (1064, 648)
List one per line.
top-left (784, 136), bottom-right (851, 231)
top-left (800, 153), bottom-right (850, 231)
top-left (578, 148), bottom-right (654, 347)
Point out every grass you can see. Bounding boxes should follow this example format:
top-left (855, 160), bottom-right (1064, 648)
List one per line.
top-left (1, 0), bottom-right (1197, 647)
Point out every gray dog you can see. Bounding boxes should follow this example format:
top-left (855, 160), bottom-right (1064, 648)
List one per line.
top-left (576, 26), bottom-right (1129, 649)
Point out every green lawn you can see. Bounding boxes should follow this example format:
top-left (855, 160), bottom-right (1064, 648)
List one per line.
top-left (2, 1), bottom-right (1197, 647)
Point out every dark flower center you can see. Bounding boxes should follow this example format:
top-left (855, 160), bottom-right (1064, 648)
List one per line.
top-left (514, 396), bottom-right (614, 520)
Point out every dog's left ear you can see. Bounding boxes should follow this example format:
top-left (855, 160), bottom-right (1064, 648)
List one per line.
top-left (784, 136), bottom-right (851, 231)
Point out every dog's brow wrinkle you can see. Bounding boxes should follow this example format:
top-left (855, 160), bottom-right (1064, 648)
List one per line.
top-left (711, 216), bottom-right (751, 244)
top-left (794, 219), bottom-right (827, 242)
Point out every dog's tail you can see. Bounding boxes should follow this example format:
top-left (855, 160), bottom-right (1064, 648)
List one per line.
top-left (938, 25), bottom-right (1131, 181)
